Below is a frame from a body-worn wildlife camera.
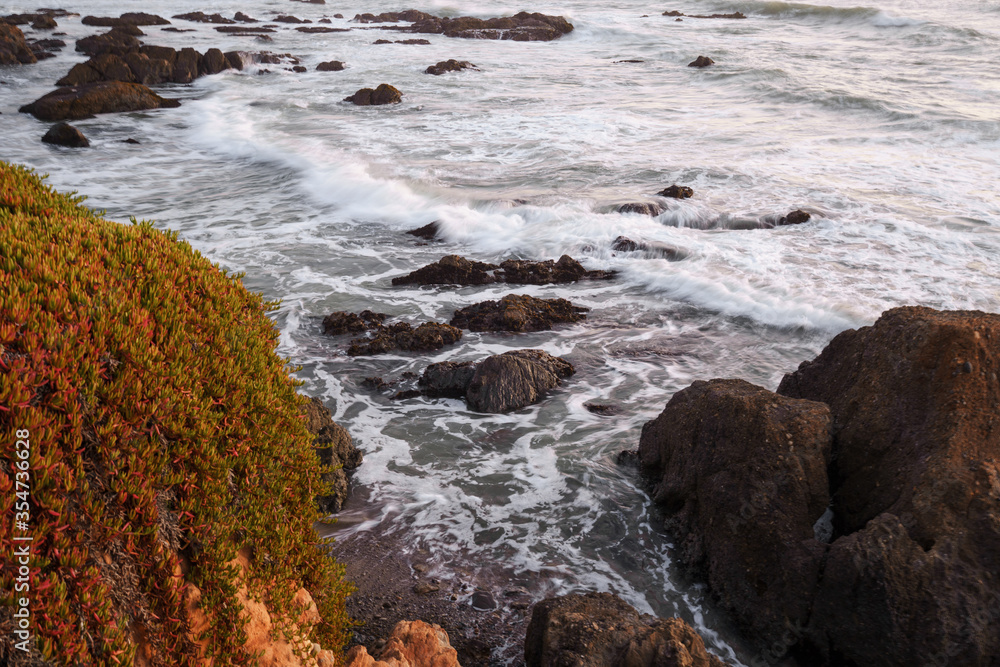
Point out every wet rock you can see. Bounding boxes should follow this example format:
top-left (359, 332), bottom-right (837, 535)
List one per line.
top-left (615, 449), bottom-right (640, 466)
top-left (657, 184), bottom-right (693, 199)
top-left (161, 27), bottom-right (194, 33)
top-left (451, 294), bottom-right (588, 333)
top-left (497, 255), bottom-right (616, 284)
top-left (471, 591), bottom-right (496, 611)
top-left (348, 321), bottom-right (463, 356)
top-left (467, 350), bottom-right (574, 413)
top-left (274, 15), bottom-right (310, 24)
top-left (322, 310), bottom-right (387, 335)
top-left (344, 83), bottom-right (402, 106)
top-left (171, 47), bottom-right (201, 83)
top-left (318, 18), bottom-right (333, 24)
top-left (123, 138), bottom-right (140, 144)
top-left (297, 26), bottom-right (349, 33)
top-left (215, 26), bottom-right (276, 33)
top-left (82, 13), bottom-right (170, 26)
top-left (391, 255), bottom-right (498, 286)
top-left (639, 379), bottom-right (833, 651)
top-left (199, 48), bottom-right (229, 76)
top-left (391, 389), bottom-right (422, 400)
top-left (334, 14), bottom-right (345, 19)
top-left (343, 620), bottom-right (460, 667)
top-left (19, 81), bottom-right (180, 121)
top-left (778, 209), bottom-right (811, 226)
top-left (409, 11), bottom-right (574, 41)
top-left (406, 221), bottom-right (441, 240)
top-left (774, 306), bottom-right (1000, 665)
top-left (413, 582), bottom-right (440, 595)
top-left (352, 10), bottom-right (436, 23)
top-left (425, 59), bottom-right (478, 75)
top-left (361, 376), bottom-right (393, 392)
top-left (688, 55), bottom-right (715, 68)
top-left (31, 15), bottom-right (57, 30)
top-left (525, 592), bottom-right (727, 667)
top-left (1, 23), bottom-right (38, 64)
top-left (304, 396), bottom-right (362, 514)
top-left (233, 12), bottom-right (259, 23)
top-left (396, 39), bottom-right (431, 45)
top-left (614, 59), bottom-right (644, 63)
top-left (611, 237), bottom-right (686, 261)
top-left (663, 10), bottom-right (746, 19)
top-left (583, 401), bottom-right (623, 416)
top-left (30, 38), bottom-right (65, 52)
top-left (224, 51), bottom-right (246, 70)
top-left (75, 27), bottom-right (142, 56)
top-left (41, 121), bottom-right (89, 147)
top-left (292, 0), bottom-right (326, 3)
top-left (316, 60), bottom-right (345, 71)
top-left (616, 202), bottom-right (664, 216)
top-left (58, 53), bottom-right (134, 85)
top-left (419, 361), bottom-right (477, 398)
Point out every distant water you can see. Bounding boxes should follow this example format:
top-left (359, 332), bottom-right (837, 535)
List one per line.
top-left (2, 0), bottom-right (999, 663)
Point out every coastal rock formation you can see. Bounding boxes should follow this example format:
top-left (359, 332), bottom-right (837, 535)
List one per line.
top-left (317, 60), bottom-right (345, 71)
top-left (420, 349), bottom-right (574, 413)
top-left (42, 122), bottom-right (90, 147)
top-left (275, 15), bottom-right (311, 23)
top-left (323, 310), bottom-right (387, 335)
top-left (450, 294), bottom-right (588, 332)
top-left (525, 592), bottom-right (727, 667)
top-left (777, 209), bottom-right (811, 226)
top-left (304, 397), bottom-right (362, 513)
top-left (75, 26), bottom-right (143, 56)
top-left (19, 81), bottom-right (181, 121)
top-left (172, 11), bottom-right (235, 24)
top-left (59, 45), bottom-right (234, 86)
top-left (639, 379), bottom-right (833, 648)
top-left (82, 13), bottom-right (170, 26)
top-left (348, 322), bottom-right (462, 356)
top-left (657, 184), bottom-right (693, 199)
top-left (611, 237), bottom-right (686, 261)
top-left (345, 84), bottom-right (402, 105)
top-left (392, 254), bottom-right (613, 286)
top-left (411, 11), bottom-right (574, 41)
top-left (406, 222), bottom-right (441, 240)
top-left (344, 620), bottom-right (461, 667)
top-left (234, 11), bottom-right (259, 22)
top-left (425, 59), bottom-right (478, 75)
top-left (688, 56), bottom-right (714, 68)
top-left (663, 10), bottom-right (746, 19)
top-left (1, 23), bottom-right (38, 64)
top-left (616, 202), bottom-right (664, 216)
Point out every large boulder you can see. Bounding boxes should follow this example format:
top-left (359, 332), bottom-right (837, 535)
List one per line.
top-left (304, 397), bottom-right (362, 514)
top-left (0, 22), bottom-right (37, 64)
top-left (410, 11), bottom-right (574, 41)
top-left (343, 620), bottom-right (460, 667)
top-left (82, 13), bottom-right (170, 26)
top-left (75, 26), bottom-right (142, 56)
top-left (344, 83), bottom-right (402, 106)
top-left (638, 379), bottom-right (833, 649)
top-left (450, 294), bottom-right (588, 332)
top-left (525, 592), bottom-right (727, 667)
top-left (42, 122), bottom-right (90, 148)
top-left (497, 255), bottom-right (615, 284)
top-left (392, 255), bottom-right (498, 286)
top-left (776, 306), bottom-right (1000, 665)
top-left (19, 81), bottom-right (181, 121)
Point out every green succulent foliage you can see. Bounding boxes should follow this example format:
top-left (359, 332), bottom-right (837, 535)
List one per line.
top-left (0, 162), bottom-right (352, 665)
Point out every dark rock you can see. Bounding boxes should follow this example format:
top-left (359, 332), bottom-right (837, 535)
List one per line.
top-left (318, 18), bottom-right (332, 23)
top-left (778, 209), bottom-right (811, 226)
top-left (171, 47), bottom-right (201, 83)
top-left (657, 184), bottom-right (693, 199)
top-left (361, 376), bottom-right (392, 391)
top-left (75, 27), bottom-right (141, 56)
top-left (31, 38), bottom-right (65, 51)
top-left (639, 378), bottom-right (833, 651)
top-left (316, 60), bottom-right (345, 71)
top-left (391, 389), bottom-right (422, 400)
top-left (425, 59), bottom-right (478, 75)
top-left (297, 26), bottom-right (349, 33)
top-left (525, 592), bottom-right (727, 667)
top-left (172, 12), bottom-right (235, 24)
top-left (583, 401), bottom-right (624, 416)
top-left (406, 221), bottom-right (441, 240)
top-left (290, 65), bottom-right (306, 73)
top-left (409, 11), bottom-right (574, 41)
top-left (373, 39), bottom-right (393, 44)
top-left (615, 449), bottom-right (640, 466)
top-left (466, 350), bottom-right (574, 413)
top-left (19, 81), bottom-right (180, 121)
top-left (81, 13), bottom-right (170, 27)
top-left (274, 15), bottom-right (310, 24)
top-left (613, 59), bottom-right (644, 63)
top-left (199, 48), bottom-right (230, 76)
top-left (292, 0), bottom-right (326, 3)
top-left (1, 23), bottom-right (38, 64)
top-left (451, 294), bottom-right (588, 333)
top-left (348, 321), bottom-right (462, 356)
top-left (497, 255), bottom-right (615, 284)
top-left (663, 10), bottom-right (746, 19)
top-left (419, 361), bottom-right (477, 398)
top-left (41, 122), bottom-right (89, 147)
top-left (471, 591), bottom-right (496, 611)
top-left (688, 55), bottom-right (715, 68)
top-left (391, 255), bottom-right (498, 286)
top-left (413, 582), bottom-right (439, 595)
top-left (395, 39), bottom-right (431, 44)
top-left (611, 237), bottom-right (686, 261)
top-left (215, 26), bottom-right (276, 33)
top-left (616, 202), bottom-right (664, 216)
top-left (334, 14), bottom-right (344, 19)
top-left (352, 10), bottom-right (436, 23)
top-left (775, 307), bottom-right (1000, 665)
top-left (124, 51), bottom-right (174, 85)
top-left (224, 51), bottom-right (245, 70)
top-left (31, 15), bottom-right (57, 30)
top-left (161, 28), bottom-right (194, 33)
top-left (123, 138), bottom-right (140, 144)
top-left (304, 396), bottom-right (362, 514)
top-left (344, 83), bottom-right (402, 106)
top-left (58, 53), bottom-right (136, 85)
top-left (322, 310), bottom-right (387, 335)
top-left (233, 12), bottom-right (259, 23)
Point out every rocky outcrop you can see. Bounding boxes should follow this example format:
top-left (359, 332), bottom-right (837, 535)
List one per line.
top-left (75, 26), bottom-right (143, 56)
top-left (42, 122), bottom-right (90, 147)
top-left (344, 84), bottom-right (402, 105)
top-left (616, 202), bottom-right (664, 216)
top-left (317, 60), bottom-right (345, 71)
top-left (639, 379), bottom-right (833, 650)
top-left (274, 15), bottom-right (310, 24)
top-left (323, 310), bottom-right (387, 335)
top-left (234, 12), bottom-right (259, 22)
top-left (172, 12), bottom-right (235, 24)
top-left (450, 294), bottom-right (588, 332)
top-left (19, 81), bottom-right (181, 121)
top-left (688, 56), bottom-right (714, 68)
top-left (525, 592), bottom-right (727, 667)
top-left (344, 620), bottom-right (461, 667)
top-left (411, 12), bottom-right (574, 41)
top-left (420, 349), bottom-right (574, 413)
top-left (1, 23), bottom-right (38, 64)
top-left (322, 310), bottom-right (462, 356)
top-left (777, 209), bottom-right (810, 226)
top-left (406, 222), bottom-right (441, 240)
top-left (657, 184), bottom-right (693, 199)
top-left (58, 45), bottom-right (234, 86)
top-left (611, 237), bottom-right (686, 261)
top-left (392, 255), bottom-right (614, 286)
top-left (425, 59), bottom-right (478, 75)
top-left (82, 13), bottom-right (171, 27)
top-left (663, 10), bottom-right (746, 19)
top-left (304, 397), bottom-right (362, 514)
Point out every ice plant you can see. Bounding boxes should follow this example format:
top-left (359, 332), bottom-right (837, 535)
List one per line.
top-left (0, 161), bottom-right (351, 665)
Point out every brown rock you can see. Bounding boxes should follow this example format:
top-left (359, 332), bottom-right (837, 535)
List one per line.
top-left (419, 361), bottom-right (477, 398)
top-left (344, 620), bottom-right (460, 667)
top-left (657, 184), bottom-right (693, 199)
top-left (233, 12), bottom-right (259, 23)
top-left (171, 47), bottom-right (201, 83)
top-left (81, 13), bottom-right (170, 27)
top-left (391, 254), bottom-right (498, 286)
top-left (396, 39), bottom-right (431, 45)
top-left (352, 10), bottom-right (436, 23)
top-left (19, 81), bottom-right (180, 121)
top-left (409, 11), bottom-right (574, 41)
top-left (639, 379), bottom-right (833, 649)
top-left (274, 15), bottom-right (310, 24)
top-left (316, 60), bottom-right (345, 71)
top-left (172, 12), bottom-right (235, 24)
top-left (199, 48), bottom-right (229, 76)
top-left (611, 237), bottom-right (686, 261)
top-left (688, 55), bottom-right (715, 67)
top-left (41, 121), bottom-right (89, 147)
top-left (616, 202), bottom-right (664, 216)
top-left (224, 51), bottom-right (246, 70)
top-left (450, 294), bottom-right (588, 332)
top-left (466, 349), bottom-right (573, 413)
top-left (322, 310), bottom-right (387, 335)
top-left (124, 51), bottom-right (174, 85)
top-left (304, 396), bottom-right (362, 514)
top-left (1, 23), bottom-right (38, 64)
top-left (525, 592), bottom-right (727, 667)
top-left (777, 209), bottom-right (811, 226)
top-left (348, 322), bottom-right (462, 356)
top-left (497, 255), bottom-right (615, 284)
top-left (31, 15), bottom-right (57, 30)
top-left (425, 59), bottom-right (478, 75)
top-left (215, 26), bottom-right (275, 33)
top-left (406, 222), bottom-right (441, 240)
top-left (75, 27), bottom-right (142, 56)
top-left (344, 83), bottom-right (402, 106)
top-left (297, 26), bottom-right (349, 33)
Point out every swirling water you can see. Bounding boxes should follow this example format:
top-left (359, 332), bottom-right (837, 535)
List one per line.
top-left (2, 0), bottom-right (999, 662)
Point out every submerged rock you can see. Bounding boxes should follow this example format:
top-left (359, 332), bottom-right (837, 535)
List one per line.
top-left (688, 55), bottom-right (715, 68)
top-left (525, 592), bottom-right (727, 667)
top-left (777, 209), bottom-right (811, 226)
top-left (657, 184), bottom-right (693, 199)
top-left (450, 294), bottom-right (588, 332)
top-left (304, 397), bottom-right (362, 514)
top-left (611, 237), bottom-right (686, 261)
top-left (81, 13), bottom-right (170, 26)
top-left (497, 255), bottom-right (615, 284)
top-left (393, 254), bottom-right (613, 286)
top-left (172, 11), bottom-right (235, 24)
top-left (0, 23), bottom-right (37, 64)
top-left (19, 81), bottom-right (180, 121)
top-left (419, 361), bottom-right (476, 398)
top-left (425, 59), bottom-right (478, 75)
top-left (316, 60), bottom-right (345, 71)
top-left (616, 202), bottom-right (664, 216)
top-left (406, 221), bottom-right (441, 240)
top-left (42, 122), bottom-right (90, 147)
top-left (411, 11), bottom-right (574, 41)
top-left (344, 83), bottom-right (402, 105)
top-left (392, 255), bottom-right (499, 286)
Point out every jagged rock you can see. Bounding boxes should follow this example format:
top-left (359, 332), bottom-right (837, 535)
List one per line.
top-left (215, 26), bottom-right (275, 33)
top-left (777, 209), bottom-right (811, 226)
top-left (322, 310), bottom-right (387, 335)
top-left (82, 13), bottom-right (170, 26)
top-left (1, 23), bottom-right (38, 64)
top-left (297, 26), bottom-right (349, 33)
top-left (19, 81), bottom-right (180, 121)
top-left (172, 12), bottom-right (235, 24)
top-left (419, 361), bottom-right (477, 398)
top-left (352, 10), bottom-right (436, 23)
top-left (348, 322), bottom-right (462, 356)
top-left (497, 255), bottom-right (615, 284)
top-left (425, 59), bottom-right (477, 75)
top-left (583, 401), bottom-right (624, 416)
top-left (525, 592), bottom-right (727, 667)
top-left (451, 294), bottom-right (588, 332)
top-left (233, 12), bottom-right (259, 23)
top-left (171, 47), bottom-right (200, 83)
top-left (466, 350), bottom-right (573, 413)
top-left (639, 379), bottom-right (833, 650)
top-left (304, 397), bottom-right (362, 514)
top-left (75, 27), bottom-right (142, 56)
top-left (657, 184), bottom-right (693, 199)
top-left (406, 222), bottom-right (441, 240)
top-left (199, 48), bottom-right (229, 76)
top-left (344, 83), bottom-right (402, 105)
top-left (616, 202), bottom-right (664, 216)
top-left (373, 39), bottom-right (393, 44)
top-left (392, 255), bottom-right (498, 286)
top-left (396, 39), bottom-right (431, 44)
top-left (393, 254), bottom-right (613, 286)
top-left (343, 620), bottom-right (460, 667)
top-left (663, 10), bottom-right (746, 19)
top-left (410, 11), bottom-right (574, 41)
top-left (611, 237), bottom-right (686, 261)
top-left (316, 60), bottom-right (345, 71)
top-left (274, 15), bottom-right (310, 23)
top-left (31, 15), bottom-right (57, 30)
top-left (688, 56), bottom-right (714, 67)
top-left (41, 122), bottom-right (90, 147)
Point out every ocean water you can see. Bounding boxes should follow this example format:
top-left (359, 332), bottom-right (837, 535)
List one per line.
top-left (2, 0), bottom-right (999, 662)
